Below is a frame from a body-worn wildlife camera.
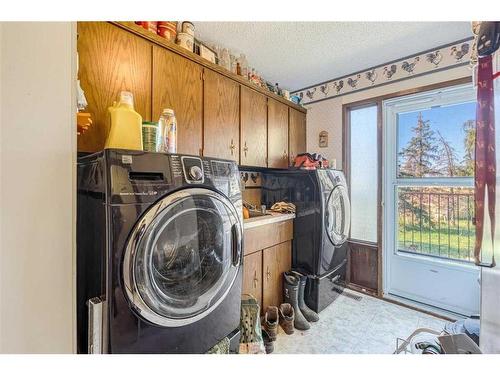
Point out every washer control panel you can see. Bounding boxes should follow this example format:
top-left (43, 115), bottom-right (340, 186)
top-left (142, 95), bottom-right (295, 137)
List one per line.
top-left (181, 156), bottom-right (204, 184)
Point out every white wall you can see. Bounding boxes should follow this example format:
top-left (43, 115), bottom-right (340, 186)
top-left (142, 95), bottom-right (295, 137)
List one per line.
top-left (0, 22), bottom-right (77, 353)
top-left (305, 65), bottom-right (472, 168)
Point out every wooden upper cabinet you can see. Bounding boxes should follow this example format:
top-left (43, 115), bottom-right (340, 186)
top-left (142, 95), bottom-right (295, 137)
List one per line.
top-left (288, 108), bottom-right (307, 164)
top-left (267, 98), bottom-right (289, 168)
top-left (152, 46), bottom-right (203, 156)
top-left (262, 241), bottom-right (292, 312)
top-left (240, 86), bottom-right (267, 167)
top-left (77, 22), bottom-right (152, 152)
top-left (203, 69), bottom-right (240, 162)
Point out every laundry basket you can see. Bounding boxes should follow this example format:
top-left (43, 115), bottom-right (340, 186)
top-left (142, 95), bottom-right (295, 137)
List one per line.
top-left (239, 294), bottom-right (266, 354)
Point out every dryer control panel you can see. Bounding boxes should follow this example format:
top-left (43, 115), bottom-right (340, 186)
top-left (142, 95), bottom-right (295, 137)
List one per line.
top-left (180, 156), bottom-right (204, 184)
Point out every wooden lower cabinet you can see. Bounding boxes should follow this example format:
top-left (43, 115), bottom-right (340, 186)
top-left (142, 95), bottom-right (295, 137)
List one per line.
top-left (242, 251), bottom-right (263, 305)
top-left (241, 239), bottom-right (292, 314)
top-left (262, 241), bottom-right (292, 312)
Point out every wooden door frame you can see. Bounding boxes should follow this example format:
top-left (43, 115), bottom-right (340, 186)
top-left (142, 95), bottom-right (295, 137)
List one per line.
top-left (342, 76), bottom-right (472, 298)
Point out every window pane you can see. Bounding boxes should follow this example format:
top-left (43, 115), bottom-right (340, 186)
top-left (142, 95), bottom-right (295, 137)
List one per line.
top-left (397, 102), bottom-right (476, 178)
top-left (397, 186), bottom-right (475, 262)
top-left (350, 105), bottom-right (378, 242)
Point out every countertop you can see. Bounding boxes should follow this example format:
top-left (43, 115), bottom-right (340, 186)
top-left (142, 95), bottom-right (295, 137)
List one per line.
top-left (243, 211), bottom-right (295, 229)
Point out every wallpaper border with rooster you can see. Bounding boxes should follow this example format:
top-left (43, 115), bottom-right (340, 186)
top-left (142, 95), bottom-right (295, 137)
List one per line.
top-left (292, 37), bottom-right (473, 105)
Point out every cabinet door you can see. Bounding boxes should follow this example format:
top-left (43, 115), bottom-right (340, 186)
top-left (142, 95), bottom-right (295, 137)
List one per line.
top-left (262, 241), bottom-right (292, 311)
top-left (152, 46), bottom-right (203, 156)
top-left (242, 251), bottom-right (263, 307)
top-left (289, 108), bottom-right (307, 164)
top-left (203, 69), bottom-right (240, 162)
top-left (77, 22), bottom-right (152, 152)
top-left (240, 86), bottom-right (267, 167)
top-left (267, 99), bottom-right (289, 168)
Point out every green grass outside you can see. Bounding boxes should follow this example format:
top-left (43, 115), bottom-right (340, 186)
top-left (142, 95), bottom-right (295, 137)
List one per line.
top-left (398, 218), bottom-right (475, 262)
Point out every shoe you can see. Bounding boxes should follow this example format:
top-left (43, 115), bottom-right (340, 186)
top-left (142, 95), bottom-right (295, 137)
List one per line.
top-left (262, 306), bottom-right (279, 341)
top-left (261, 329), bottom-right (274, 354)
top-left (283, 272), bottom-right (311, 330)
top-left (279, 303), bottom-right (295, 335)
top-left (291, 271), bottom-right (319, 322)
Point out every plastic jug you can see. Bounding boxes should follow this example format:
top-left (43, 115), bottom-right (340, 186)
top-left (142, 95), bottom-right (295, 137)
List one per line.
top-left (105, 91), bottom-right (143, 150)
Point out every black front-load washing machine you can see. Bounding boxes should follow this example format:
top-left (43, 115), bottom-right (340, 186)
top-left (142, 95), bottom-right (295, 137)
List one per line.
top-left (77, 149), bottom-right (243, 353)
top-left (262, 169), bottom-right (351, 313)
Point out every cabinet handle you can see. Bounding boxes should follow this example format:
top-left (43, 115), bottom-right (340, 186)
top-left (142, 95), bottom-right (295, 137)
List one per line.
top-left (230, 139), bottom-right (236, 155)
top-left (243, 142), bottom-right (248, 157)
top-left (266, 267), bottom-right (271, 280)
top-left (253, 270), bottom-right (258, 289)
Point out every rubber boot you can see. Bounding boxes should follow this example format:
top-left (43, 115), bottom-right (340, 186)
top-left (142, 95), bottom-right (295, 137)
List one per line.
top-left (261, 329), bottom-right (274, 354)
top-left (262, 306), bottom-right (279, 341)
top-left (279, 303), bottom-right (294, 335)
top-left (291, 271), bottom-right (319, 322)
top-left (283, 273), bottom-right (310, 330)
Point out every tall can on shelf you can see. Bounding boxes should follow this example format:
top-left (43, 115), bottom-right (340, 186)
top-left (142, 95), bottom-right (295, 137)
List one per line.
top-left (157, 108), bottom-right (177, 153)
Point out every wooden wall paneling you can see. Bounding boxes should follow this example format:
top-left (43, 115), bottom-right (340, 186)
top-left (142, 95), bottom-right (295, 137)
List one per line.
top-left (242, 251), bottom-right (263, 307)
top-left (240, 86), bottom-right (268, 167)
top-left (267, 98), bottom-right (289, 168)
top-left (242, 188), bottom-right (262, 209)
top-left (77, 22), bottom-right (152, 152)
top-left (348, 241), bottom-right (379, 293)
top-left (288, 108), bottom-right (307, 164)
top-left (262, 241), bottom-right (292, 312)
top-left (152, 46), bottom-right (203, 156)
top-left (203, 68), bottom-right (240, 162)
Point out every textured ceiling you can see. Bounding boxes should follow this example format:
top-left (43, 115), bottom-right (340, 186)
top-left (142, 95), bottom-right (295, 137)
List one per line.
top-left (194, 22), bottom-right (473, 91)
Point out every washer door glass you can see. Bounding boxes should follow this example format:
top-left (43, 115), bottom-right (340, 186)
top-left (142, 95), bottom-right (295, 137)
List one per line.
top-left (123, 188), bottom-right (241, 327)
top-left (325, 185), bottom-right (351, 246)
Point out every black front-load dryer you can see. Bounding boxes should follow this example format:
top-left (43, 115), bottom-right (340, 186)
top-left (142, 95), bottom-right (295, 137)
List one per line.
top-left (262, 169), bottom-right (350, 313)
top-left (77, 150), bottom-right (243, 353)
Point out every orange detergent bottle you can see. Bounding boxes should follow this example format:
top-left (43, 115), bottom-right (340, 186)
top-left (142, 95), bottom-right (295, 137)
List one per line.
top-left (105, 91), bottom-right (143, 150)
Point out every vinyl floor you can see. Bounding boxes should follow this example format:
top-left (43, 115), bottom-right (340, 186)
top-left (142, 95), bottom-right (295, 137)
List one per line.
top-left (273, 289), bottom-right (449, 354)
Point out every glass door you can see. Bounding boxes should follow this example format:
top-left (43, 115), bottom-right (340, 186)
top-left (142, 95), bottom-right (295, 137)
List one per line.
top-left (123, 188), bottom-right (241, 327)
top-left (383, 84), bottom-right (480, 315)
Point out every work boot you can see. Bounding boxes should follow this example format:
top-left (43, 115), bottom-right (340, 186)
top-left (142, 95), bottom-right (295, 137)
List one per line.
top-left (279, 303), bottom-right (294, 335)
top-left (261, 329), bottom-right (274, 354)
top-left (262, 306), bottom-right (279, 341)
top-left (291, 271), bottom-right (319, 322)
top-left (283, 272), bottom-right (311, 330)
